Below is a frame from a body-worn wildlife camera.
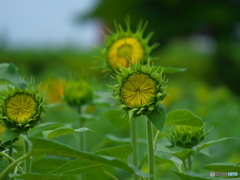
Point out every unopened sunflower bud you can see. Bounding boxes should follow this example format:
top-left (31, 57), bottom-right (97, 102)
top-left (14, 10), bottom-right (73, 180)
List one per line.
top-left (0, 87), bottom-right (45, 132)
top-left (63, 80), bottom-right (93, 107)
top-left (166, 125), bottom-right (206, 149)
top-left (110, 61), bottom-right (167, 119)
top-left (99, 18), bottom-right (158, 71)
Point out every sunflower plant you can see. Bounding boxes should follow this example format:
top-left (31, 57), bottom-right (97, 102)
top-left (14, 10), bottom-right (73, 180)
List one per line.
top-left (110, 61), bottom-right (167, 180)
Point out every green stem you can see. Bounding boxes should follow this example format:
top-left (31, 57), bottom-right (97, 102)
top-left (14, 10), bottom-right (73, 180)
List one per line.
top-left (0, 152), bottom-right (24, 174)
top-left (187, 155), bottom-right (192, 171)
top-left (77, 106), bottom-right (86, 180)
top-left (0, 153), bottom-right (30, 179)
top-left (146, 117), bottom-right (155, 180)
top-left (131, 117), bottom-right (139, 180)
top-left (23, 132), bottom-right (31, 173)
top-left (153, 131), bottom-right (160, 148)
top-left (77, 106), bottom-right (86, 151)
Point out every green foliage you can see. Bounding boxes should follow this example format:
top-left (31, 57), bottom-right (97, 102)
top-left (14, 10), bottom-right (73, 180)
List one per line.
top-left (165, 109), bottom-right (203, 127)
top-left (28, 137), bottom-right (150, 177)
top-left (204, 163), bottom-right (240, 173)
top-left (147, 103), bottom-right (166, 131)
top-left (42, 127), bottom-right (91, 139)
top-left (172, 171), bottom-right (219, 180)
top-left (0, 63), bottom-right (27, 89)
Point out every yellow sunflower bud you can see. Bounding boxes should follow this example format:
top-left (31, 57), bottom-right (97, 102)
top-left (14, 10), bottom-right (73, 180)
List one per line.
top-left (99, 18), bottom-right (158, 71)
top-left (0, 86), bottom-right (45, 132)
top-left (111, 61), bottom-right (167, 118)
top-left (165, 125), bottom-right (207, 149)
top-left (63, 79), bottom-right (93, 108)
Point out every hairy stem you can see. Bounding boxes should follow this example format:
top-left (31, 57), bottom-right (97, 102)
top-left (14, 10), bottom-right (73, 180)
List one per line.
top-left (23, 132), bottom-right (31, 173)
top-left (146, 117), bottom-right (155, 180)
top-left (131, 117), bottom-right (139, 180)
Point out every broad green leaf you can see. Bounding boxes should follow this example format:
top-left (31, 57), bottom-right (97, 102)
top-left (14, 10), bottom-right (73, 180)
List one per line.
top-left (30, 122), bottom-right (63, 137)
top-left (29, 137), bottom-right (150, 178)
top-left (163, 66), bottom-right (187, 74)
top-left (51, 145), bottom-right (134, 175)
top-left (32, 158), bottom-right (69, 173)
top-left (104, 109), bottom-right (128, 129)
top-left (165, 109), bottom-right (202, 127)
top-left (147, 104), bottom-right (166, 131)
top-left (155, 155), bottom-right (183, 173)
top-left (0, 63), bottom-right (27, 89)
top-left (155, 154), bottom-right (175, 165)
top-left (172, 171), bottom-right (219, 180)
top-left (95, 144), bottom-right (132, 162)
top-left (105, 134), bottom-right (146, 144)
top-left (51, 158), bottom-right (103, 174)
top-left (172, 149), bottom-right (194, 162)
top-left (1, 129), bottom-right (19, 144)
top-left (31, 154), bottom-right (46, 164)
top-left (196, 137), bottom-right (233, 151)
top-left (204, 163), bottom-right (240, 173)
top-left (42, 127), bottom-right (91, 139)
top-left (12, 173), bottom-right (69, 180)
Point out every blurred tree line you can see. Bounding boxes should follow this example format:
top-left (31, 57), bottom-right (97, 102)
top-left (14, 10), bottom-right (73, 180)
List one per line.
top-left (80, 0), bottom-right (240, 95)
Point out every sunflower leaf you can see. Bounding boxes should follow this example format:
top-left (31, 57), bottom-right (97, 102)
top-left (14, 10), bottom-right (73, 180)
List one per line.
top-left (0, 63), bottom-right (27, 89)
top-left (165, 109), bottom-right (202, 127)
top-left (147, 103), bottom-right (166, 131)
top-left (28, 137), bottom-right (150, 178)
top-left (42, 127), bottom-right (91, 139)
top-left (1, 129), bottom-right (19, 144)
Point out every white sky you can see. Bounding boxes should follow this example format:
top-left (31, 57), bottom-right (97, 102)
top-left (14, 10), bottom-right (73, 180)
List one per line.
top-left (0, 0), bottom-right (101, 49)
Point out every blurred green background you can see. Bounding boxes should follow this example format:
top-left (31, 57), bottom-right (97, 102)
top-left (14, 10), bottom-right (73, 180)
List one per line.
top-left (1, 0), bottom-right (240, 179)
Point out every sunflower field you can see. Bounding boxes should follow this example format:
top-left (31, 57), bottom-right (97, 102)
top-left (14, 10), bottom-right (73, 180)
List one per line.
top-left (1, 1), bottom-right (240, 180)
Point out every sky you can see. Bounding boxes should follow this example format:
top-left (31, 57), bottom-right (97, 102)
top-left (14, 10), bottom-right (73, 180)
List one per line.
top-left (0, 0), bottom-right (100, 49)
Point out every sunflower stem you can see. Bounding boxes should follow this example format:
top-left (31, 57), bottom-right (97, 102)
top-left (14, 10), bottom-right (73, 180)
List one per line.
top-left (131, 117), bottom-right (139, 180)
top-left (77, 106), bottom-right (86, 180)
top-left (0, 153), bottom-right (30, 179)
top-left (146, 116), bottom-right (155, 180)
top-left (9, 147), bottom-right (15, 180)
top-left (23, 131), bottom-right (31, 173)
top-left (77, 106), bottom-right (86, 151)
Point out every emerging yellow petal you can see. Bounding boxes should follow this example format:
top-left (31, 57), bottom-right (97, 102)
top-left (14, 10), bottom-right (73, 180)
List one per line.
top-left (108, 37), bottom-right (143, 70)
top-left (6, 93), bottom-right (37, 124)
top-left (121, 73), bottom-right (156, 108)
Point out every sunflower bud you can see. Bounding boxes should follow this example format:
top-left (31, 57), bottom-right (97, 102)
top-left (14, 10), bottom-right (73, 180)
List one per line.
top-left (110, 61), bottom-right (167, 119)
top-left (165, 125), bottom-right (206, 149)
top-left (0, 86), bottom-right (45, 132)
top-left (99, 18), bottom-right (158, 71)
top-left (63, 80), bottom-right (93, 108)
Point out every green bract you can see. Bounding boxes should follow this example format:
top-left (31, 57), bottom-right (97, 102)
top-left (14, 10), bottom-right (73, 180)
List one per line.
top-left (0, 86), bottom-right (45, 132)
top-left (165, 125), bottom-right (207, 149)
top-left (63, 80), bottom-right (93, 107)
top-left (98, 18), bottom-right (158, 71)
top-left (110, 61), bottom-right (167, 119)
